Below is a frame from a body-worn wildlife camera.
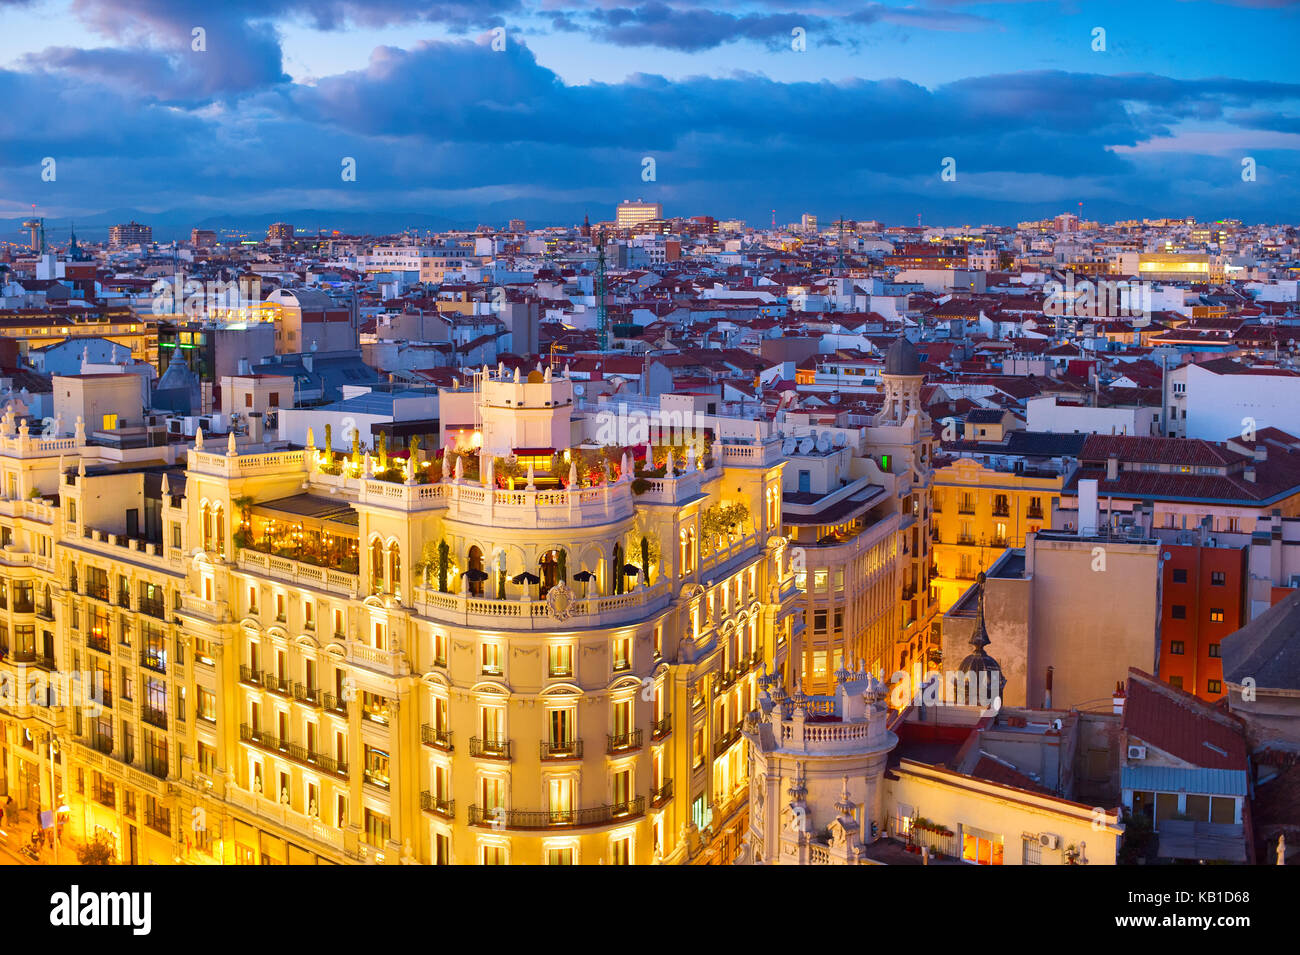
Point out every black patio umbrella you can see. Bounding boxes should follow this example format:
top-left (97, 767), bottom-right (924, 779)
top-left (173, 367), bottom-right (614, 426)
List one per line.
top-left (621, 564), bottom-right (641, 576)
top-left (512, 571), bottom-right (541, 585)
top-left (464, 569), bottom-right (490, 582)
top-left (571, 570), bottom-right (596, 582)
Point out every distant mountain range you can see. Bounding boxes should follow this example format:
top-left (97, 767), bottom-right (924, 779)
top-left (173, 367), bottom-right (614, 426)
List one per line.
top-left (1, 196), bottom-right (1279, 247)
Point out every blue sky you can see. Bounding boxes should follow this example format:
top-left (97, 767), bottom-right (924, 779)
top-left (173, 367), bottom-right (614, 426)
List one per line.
top-left (1, 0), bottom-right (1298, 231)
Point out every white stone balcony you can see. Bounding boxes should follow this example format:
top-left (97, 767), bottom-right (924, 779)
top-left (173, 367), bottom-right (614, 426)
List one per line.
top-left (412, 578), bottom-right (672, 631)
top-left (444, 480), bottom-right (635, 529)
top-left (224, 783), bottom-right (344, 850)
top-left (236, 549), bottom-right (360, 598)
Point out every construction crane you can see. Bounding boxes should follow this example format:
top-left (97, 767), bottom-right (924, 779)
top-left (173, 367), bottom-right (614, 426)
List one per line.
top-left (596, 228), bottom-right (609, 353)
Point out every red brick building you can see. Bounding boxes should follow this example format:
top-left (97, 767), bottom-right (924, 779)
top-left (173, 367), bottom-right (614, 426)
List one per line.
top-left (1159, 543), bottom-right (1248, 701)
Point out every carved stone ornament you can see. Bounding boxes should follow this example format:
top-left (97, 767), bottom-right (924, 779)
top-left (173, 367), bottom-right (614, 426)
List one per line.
top-left (546, 582), bottom-right (575, 621)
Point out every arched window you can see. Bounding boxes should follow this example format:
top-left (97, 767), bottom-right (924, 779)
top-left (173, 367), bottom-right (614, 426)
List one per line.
top-left (686, 527), bottom-right (697, 574)
top-left (68, 565), bottom-right (78, 593)
top-left (467, 546), bottom-right (484, 596)
top-left (371, 538), bottom-right (385, 593)
top-left (202, 504), bottom-right (212, 551)
top-left (214, 505), bottom-right (225, 558)
top-left (388, 542), bottom-right (401, 597)
top-left (679, 529), bottom-right (689, 578)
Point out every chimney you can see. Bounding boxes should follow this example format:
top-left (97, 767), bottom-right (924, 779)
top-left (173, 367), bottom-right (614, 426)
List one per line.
top-left (1254, 445), bottom-right (1268, 462)
top-left (238, 357), bottom-right (251, 375)
top-left (1043, 666), bottom-right (1054, 709)
top-left (247, 412), bottom-right (263, 445)
top-left (1112, 681), bottom-right (1126, 715)
top-left (1106, 453), bottom-right (1119, 481)
top-left (1244, 465), bottom-right (1257, 483)
top-left (1078, 478), bottom-right (1100, 536)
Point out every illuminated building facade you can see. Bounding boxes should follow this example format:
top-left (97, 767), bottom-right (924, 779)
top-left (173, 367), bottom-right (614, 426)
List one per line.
top-left (0, 367), bottom-right (799, 864)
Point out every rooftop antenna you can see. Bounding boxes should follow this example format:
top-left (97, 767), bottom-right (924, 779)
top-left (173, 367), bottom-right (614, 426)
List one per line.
top-left (917, 212), bottom-right (922, 229)
top-left (836, 215), bottom-right (846, 274)
top-left (771, 209), bottom-right (776, 230)
top-left (596, 227), bottom-right (609, 353)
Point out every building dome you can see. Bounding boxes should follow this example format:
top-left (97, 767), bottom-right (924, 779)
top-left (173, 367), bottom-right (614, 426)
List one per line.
top-left (958, 572), bottom-right (1005, 702)
top-left (883, 336), bottom-right (921, 376)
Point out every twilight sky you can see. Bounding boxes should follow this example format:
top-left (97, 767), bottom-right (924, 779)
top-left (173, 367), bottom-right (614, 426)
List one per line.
top-left (1, 0), bottom-right (1298, 232)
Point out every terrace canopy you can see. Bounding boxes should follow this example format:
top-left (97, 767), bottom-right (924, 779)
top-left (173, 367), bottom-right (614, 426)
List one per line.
top-left (244, 494), bottom-right (360, 572)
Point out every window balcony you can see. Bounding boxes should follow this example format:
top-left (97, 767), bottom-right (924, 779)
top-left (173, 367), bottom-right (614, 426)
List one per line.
top-left (469, 736), bottom-right (511, 760)
top-left (323, 692), bottom-right (349, 715)
top-left (239, 724), bottom-right (348, 777)
top-left (540, 739), bottom-right (584, 760)
top-left (992, 506), bottom-right (1010, 518)
top-left (239, 665), bottom-right (262, 686)
top-left (651, 715), bottom-right (672, 741)
top-left (651, 780), bottom-right (674, 809)
top-left (420, 791), bottom-right (455, 819)
top-left (1027, 507), bottom-right (1044, 520)
top-left (606, 729), bottom-right (642, 754)
top-left (292, 683), bottom-right (323, 708)
top-left (421, 724), bottom-right (453, 751)
top-left (468, 797), bottom-right (645, 831)
top-left (140, 648), bottom-right (166, 675)
top-left (142, 706), bottom-right (168, 730)
top-left (87, 632), bottom-right (111, 654)
top-left (262, 673), bottom-right (292, 696)
top-left (714, 725), bottom-right (743, 757)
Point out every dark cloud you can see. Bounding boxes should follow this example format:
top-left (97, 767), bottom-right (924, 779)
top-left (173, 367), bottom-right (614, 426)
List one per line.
top-left (2, 12), bottom-right (1297, 225)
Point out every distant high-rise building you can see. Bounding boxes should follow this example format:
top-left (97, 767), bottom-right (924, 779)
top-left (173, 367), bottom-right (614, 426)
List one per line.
top-left (267, 222), bottom-right (295, 242)
top-left (191, 228), bottom-right (217, 248)
top-left (508, 219), bottom-right (526, 233)
top-left (109, 220), bottom-right (151, 249)
top-left (801, 213), bottom-right (818, 233)
top-left (615, 198), bottom-right (662, 229)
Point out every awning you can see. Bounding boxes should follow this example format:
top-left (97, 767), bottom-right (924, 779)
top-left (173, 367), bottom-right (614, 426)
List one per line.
top-left (249, 495), bottom-right (358, 535)
top-left (1156, 820), bottom-right (1247, 863)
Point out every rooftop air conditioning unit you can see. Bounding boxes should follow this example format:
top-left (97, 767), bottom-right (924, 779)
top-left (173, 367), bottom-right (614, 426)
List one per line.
top-left (1127, 745), bottom-right (1147, 760)
top-left (1039, 832), bottom-right (1060, 850)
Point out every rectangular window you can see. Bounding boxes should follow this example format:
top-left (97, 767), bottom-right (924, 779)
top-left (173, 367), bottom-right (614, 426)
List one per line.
top-left (1208, 643), bottom-right (1221, 658)
top-left (549, 643), bottom-right (573, 678)
top-left (1208, 680), bottom-right (1222, 695)
top-left (364, 808), bottom-right (391, 848)
top-left (481, 642), bottom-right (501, 675)
top-left (1210, 608), bottom-right (1224, 622)
top-left (612, 637), bottom-right (631, 672)
top-left (1210, 571), bottom-right (1225, 586)
top-left (1170, 641), bottom-right (1185, 655)
top-left (1171, 605), bottom-right (1186, 620)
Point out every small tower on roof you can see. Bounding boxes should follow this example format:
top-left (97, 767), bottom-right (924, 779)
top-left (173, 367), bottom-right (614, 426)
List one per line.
top-left (958, 572), bottom-right (1005, 705)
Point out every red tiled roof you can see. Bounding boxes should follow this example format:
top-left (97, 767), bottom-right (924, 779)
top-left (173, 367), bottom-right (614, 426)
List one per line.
top-left (1123, 670), bottom-right (1247, 771)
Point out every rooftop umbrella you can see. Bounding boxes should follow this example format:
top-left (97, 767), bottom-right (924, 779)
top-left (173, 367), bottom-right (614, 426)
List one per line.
top-left (621, 564), bottom-right (641, 576)
top-left (512, 571), bottom-right (541, 585)
top-left (571, 570), bottom-right (596, 582)
top-left (464, 569), bottom-right (490, 582)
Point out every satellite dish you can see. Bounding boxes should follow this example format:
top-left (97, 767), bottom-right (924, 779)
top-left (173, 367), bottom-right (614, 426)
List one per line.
top-left (781, 438), bottom-right (796, 456)
top-left (833, 432), bottom-right (846, 447)
top-left (816, 433), bottom-right (831, 453)
top-left (798, 437), bottom-right (814, 455)
top-left (574, 383), bottom-right (585, 395)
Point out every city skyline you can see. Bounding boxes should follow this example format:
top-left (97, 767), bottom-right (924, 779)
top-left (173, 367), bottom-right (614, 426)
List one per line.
top-left (2, 0), bottom-right (1298, 231)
